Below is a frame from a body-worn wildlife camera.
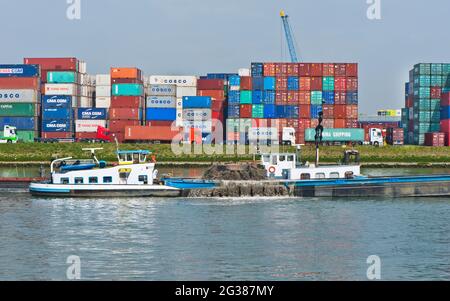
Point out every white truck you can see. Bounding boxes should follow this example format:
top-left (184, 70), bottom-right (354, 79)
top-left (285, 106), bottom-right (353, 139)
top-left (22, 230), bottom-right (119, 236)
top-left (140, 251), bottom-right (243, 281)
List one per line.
top-left (0, 125), bottom-right (18, 144)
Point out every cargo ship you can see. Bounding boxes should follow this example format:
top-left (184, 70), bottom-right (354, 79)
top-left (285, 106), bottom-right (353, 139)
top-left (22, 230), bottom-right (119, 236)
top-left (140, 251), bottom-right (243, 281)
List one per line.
top-left (29, 148), bottom-right (181, 197)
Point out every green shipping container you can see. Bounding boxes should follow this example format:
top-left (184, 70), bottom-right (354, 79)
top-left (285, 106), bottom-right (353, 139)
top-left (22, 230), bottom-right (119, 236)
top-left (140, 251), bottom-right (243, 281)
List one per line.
top-left (311, 91), bottom-right (323, 105)
top-left (414, 75), bottom-right (430, 87)
top-left (112, 84), bottom-right (143, 96)
top-left (16, 131), bottom-right (36, 142)
top-left (430, 110), bottom-right (440, 122)
top-left (442, 64), bottom-right (450, 76)
top-left (47, 71), bottom-right (77, 83)
top-left (413, 98), bottom-right (430, 111)
top-left (430, 99), bottom-right (441, 111)
top-left (240, 91), bottom-right (252, 104)
top-left (0, 103), bottom-right (37, 117)
top-left (414, 123), bottom-right (431, 134)
top-left (430, 75), bottom-right (442, 87)
top-left (322, 77), bottom-right (334, 91)
top-left (414, 63), bottom-right (431, 75)
top-left (431, 63), bottom-right (443, 75)
top-left (430, 123), bottom-right (440, 132)
top-left (413, 134), bottom-right (425, 145)
top-left (252, 104), bottom-right (264, 118)
top-left (414, 111), bottom-right (430, 122)
top-left (305, 128), bottom-right (365, 142)
top-left (414, 87), bottom-right (430, 98)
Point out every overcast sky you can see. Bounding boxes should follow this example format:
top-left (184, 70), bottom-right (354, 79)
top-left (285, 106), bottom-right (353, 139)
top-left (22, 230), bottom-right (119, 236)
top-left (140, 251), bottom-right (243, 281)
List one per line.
top-left (1, 0), bottom-right (449, 114)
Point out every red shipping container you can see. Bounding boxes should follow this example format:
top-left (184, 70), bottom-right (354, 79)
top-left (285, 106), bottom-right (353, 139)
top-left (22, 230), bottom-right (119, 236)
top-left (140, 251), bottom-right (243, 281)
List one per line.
top-left (440, 120), bottom-right (450, 133)
top-left (431, 87), bottom-right (442, 99)
top-left (0, 77), bottom-right (40, 89)
top-left (335, 77), bottom-right (347, 91)
top-left (263, 63), bottom-right (276, 76)
top-left (441, 93), bottom-right (450, 107)
top-left (212, 111), bottom-right (224, 121)
top-left (299, 63), bottom-right (311, 76)
top-left (24, 57), bottom-right (78, 71)
top-left (298, 91), bottom-right (311, 104)
top-left (323, 119), bottom-right (334, 128)
top-left (40, 70), bottom-right (48, 83)
top-left (109, 108), bottom-right (141, 120)
top-left (275, 91), bottom-right (288, 104)
top-left (298, 119), bottom-right (311, 130)
top-left (111, 96), bottom-right (142, 108)
top-left (110, 67), bottom-right (142, 80)
top-left (346, 105), bottom-right (358, 119)
top-left (41, 132), bottom-right (73, 139)
top-left (334, 119), bottom-right (346, 128)
top-left (334, 105), bottom-right (347, 118)
top-left (286, 119), bottom-right (298, 128)
top-left (322, 105), bottom-right (334, 118)
top-left (335, 92), bottom-right (347, 104)
top-left (446, 133), bottom-right (450, 146)
top-left (299, 77), bottom-right (311, 91)
top-left (146, 121), bottom-right (174, 127)
top-left (276, 77), bottom-right (288, 90)
top-left (240, 105), bottom-right (252, 118)
top-left (310, 119), bottom-right (319, 128)
top-left (124, 126), bottom-right (181, 141)
top-left (346, 63), bottom-right (358, 77)
top-left (197, 90), bottom-right (225, 100)
top-left (424, 133), bottom-right (445, 146)
top-left (239, 77), bottom-right (252, 90)
top-left (287, 91), bottom-right (299, 104)
top-left (252, 119), bottom-right (271, 128)
top-left (75, 132), bottom-right (98, 140)
top-left (345, 119), bottom-right (359, 128)
top-left (299, 105), bottom-right (311, 118)
top-left (111, 78), bottom-right (142, 84)
top-left (109, 120), bottom-right (141, 132)
top-left (287, 63), bottom-right (299, 76)
top-left (111, 132), bottom-right (125, 143)
top-left (334, 64), bottom-right (347, 76)
top-left (406, 95), bottom-right (414, 108)
top-left (211, 100), bottom-right (225, 112)
top-left (296, 132), bottom-right (305, 145)
top-left (310, 77), bottom-right (323, 90)
top-left (346, 77), bottom-right (358, 91)
top-left (322, 63), bottom-right (335, 76)
top-left (275, 63), bottom-right (288, 76)
top-left (310, 63), bottom-right (323, 77)
top-left (197, 79), bottom-right (225, 90)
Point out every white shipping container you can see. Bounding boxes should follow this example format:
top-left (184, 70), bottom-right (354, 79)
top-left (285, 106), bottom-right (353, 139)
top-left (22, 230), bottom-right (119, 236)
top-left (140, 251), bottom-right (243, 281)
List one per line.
top-left (75, 120), bottom-right (107, 133)
top-left (96, 85), bottom-right (111, 97)
top-left (150, 75), bottom-right (197, 87)
top-left (176, 108), bottom-right (183, 127)
top-left (95, 97), bottom-right (111, 108)
top-left (78, 97), bottom-right (93, 108)
top-left (183, 120), bottom-right (212, 133)
top-left (238, 68), bottom-right (251, 77)
top-left (0, 89), bottom-right (39, 103)
top-left (79, 61), bottom-right (87, 74)
top-left (248, 127), bottom-right (279, 141)
top-left (176, 98), bottom-right (183, 110)
top-left (96, 74), bottom-right (111, 86)
top-left (182, 109), bottom-right (212, 121)
top-left (44, 84), bottom-right (78, 96)
top-left (176, 86), bottom-right (197, 98)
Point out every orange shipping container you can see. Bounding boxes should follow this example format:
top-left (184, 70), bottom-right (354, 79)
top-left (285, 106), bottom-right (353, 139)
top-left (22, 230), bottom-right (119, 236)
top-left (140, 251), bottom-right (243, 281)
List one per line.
top-left (110, 67), bottom-right (142, 80)
top-left (124, 126), bottom-right (181, 141)
top-left (197, 90), bottom-right (225, 101)
top-left (334, 119), bottom-right (346, 128)
top-left (346, 105), bottom-right (358, 119)
top-left (334, 105), bottom-right (347, 119)
top-left (299, 77), bottom-right (311, 91)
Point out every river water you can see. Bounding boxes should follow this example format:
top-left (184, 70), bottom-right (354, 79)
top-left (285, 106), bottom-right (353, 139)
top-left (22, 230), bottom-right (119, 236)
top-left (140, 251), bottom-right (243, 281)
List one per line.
top-left (0, 167), bottom-right (449, 281)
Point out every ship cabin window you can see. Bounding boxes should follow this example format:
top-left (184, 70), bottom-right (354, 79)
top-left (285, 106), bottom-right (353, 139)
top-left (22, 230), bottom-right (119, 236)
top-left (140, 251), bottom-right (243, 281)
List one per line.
top-left (345, 171), bottom-right (354, 179)
top-left (301, 173), bottom-right (311, 180)
top-left (279, 155), bottom-right (286, 162)
top-left (61, 178), bottom-right (69, 184)
top-left (330, 172), bottom-right (340, 179)
top-left (74, 177), bottom-right (84, 184)
top-left (262, 155), bottom-right (271, 163)
top-left (271, 155), bottom-right (277, 165)
top-left (103, 176), bottom-right (113, 183)
top-left (89, 177), bottom-right (98, 184)
top-left (287, 155), bottom-right (294, 162)
top-left (139, 175), bottom-right (148, 184)
top-left (315, 173), bottom-right (326, 179)
top-left (139, 154), bottom-right (147, 163)
top-left (133, 153), bottom-right (140, 164)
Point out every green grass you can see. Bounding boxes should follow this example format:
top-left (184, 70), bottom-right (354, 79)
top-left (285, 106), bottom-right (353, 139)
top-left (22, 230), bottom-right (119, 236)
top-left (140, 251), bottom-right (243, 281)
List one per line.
top-left (0, 143), bottom-right (449, 164)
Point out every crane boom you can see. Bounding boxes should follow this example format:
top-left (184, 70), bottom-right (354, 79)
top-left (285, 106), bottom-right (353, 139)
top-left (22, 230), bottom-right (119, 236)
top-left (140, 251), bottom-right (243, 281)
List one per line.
top-left (280, 10), bottom-right (299, 63)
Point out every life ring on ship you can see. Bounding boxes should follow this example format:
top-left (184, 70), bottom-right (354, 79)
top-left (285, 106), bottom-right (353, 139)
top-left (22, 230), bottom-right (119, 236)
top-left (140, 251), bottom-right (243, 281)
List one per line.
top-left (268, 166), bottom-right (276, 174)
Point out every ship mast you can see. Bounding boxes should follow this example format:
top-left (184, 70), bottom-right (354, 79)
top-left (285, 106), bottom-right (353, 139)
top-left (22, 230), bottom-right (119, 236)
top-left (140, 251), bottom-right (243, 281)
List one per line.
top-left (314, 112), bottom-right (324, 166)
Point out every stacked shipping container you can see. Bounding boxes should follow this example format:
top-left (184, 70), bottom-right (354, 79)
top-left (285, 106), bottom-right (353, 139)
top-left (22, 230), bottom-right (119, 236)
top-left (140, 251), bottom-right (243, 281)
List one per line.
top-left (0, 64), bottom-right (40, 142)
top-left (226, 62), bottom-right (358, 144)
top-left (440, 92), bottom-right (450, 146)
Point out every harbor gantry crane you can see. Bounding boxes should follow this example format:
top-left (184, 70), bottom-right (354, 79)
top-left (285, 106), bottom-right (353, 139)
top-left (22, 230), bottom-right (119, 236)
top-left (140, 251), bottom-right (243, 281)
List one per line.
top-left (280, 9), bottom-right (299, 63)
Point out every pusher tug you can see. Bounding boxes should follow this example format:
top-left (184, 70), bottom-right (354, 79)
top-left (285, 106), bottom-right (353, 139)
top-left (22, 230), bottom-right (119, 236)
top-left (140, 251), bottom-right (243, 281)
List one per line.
top-left (29, 148), bottom-right (181, 197)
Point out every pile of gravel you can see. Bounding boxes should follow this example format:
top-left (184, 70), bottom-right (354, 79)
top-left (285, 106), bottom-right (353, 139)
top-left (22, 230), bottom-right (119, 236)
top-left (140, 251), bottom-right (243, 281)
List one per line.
top-left (202, 163), bottom-right (267, 181)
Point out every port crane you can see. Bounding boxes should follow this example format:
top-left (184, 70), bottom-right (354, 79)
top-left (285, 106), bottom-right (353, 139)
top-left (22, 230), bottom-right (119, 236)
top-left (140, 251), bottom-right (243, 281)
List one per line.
top-left (280, 10), bottom-right (299, 63)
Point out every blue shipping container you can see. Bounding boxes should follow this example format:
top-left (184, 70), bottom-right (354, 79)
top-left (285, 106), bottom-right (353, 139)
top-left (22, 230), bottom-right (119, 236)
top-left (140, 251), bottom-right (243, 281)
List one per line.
top-left (285, 105), bottom-right (299, 118)
top-left (207, 73), bottom-right (238, 80)
top-left (227, 105), bottom-right (240, 118)
top-left (263, 91), bottom-right (275, 104)
top-left (146, 108), bottom-right (176, 121)
top-left (252, 90), bottom-right (263, 104)
top-left (77, 108), bottom-right (107, 120)
top-left (0, 64), bottom-right (40, 78)
top-left (251, 63), bottom-right (264, 77)
top-left (441, 106), bottom-right (450, 120)
top-left (42, 108), bottom-right (72, 120)
top-left (311, 105), bottom-right (323, 119)
top-left (276, 106), bottom-right (287, 118)
top-left (263, 104), bottom-right (276, 118)
top-left (287, 77), bottom-right (299, 91)
top-left (228, 91), bottom-right (240, 104)
top-left (323, 92), bottom-right (335, 104)
top-left (264, 77), bottom-right (276, 90)
top-left (183, 96), bottom-right (211, 109)
top-left (229, 75), bottom-right (241, 86)
top-left (42, 95), bottom-right (72, 108)
top-left (0, 117), bottom-right (37, 130)
top-left (252, 77), bottom-right (264, 90)
top-left (346, 92), bottom-right (358, 104)
top-left (42, 120), bottom-right (72, 132)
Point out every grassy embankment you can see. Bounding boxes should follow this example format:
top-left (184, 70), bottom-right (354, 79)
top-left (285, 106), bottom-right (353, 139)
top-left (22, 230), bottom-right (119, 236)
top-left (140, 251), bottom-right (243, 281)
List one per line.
top-left (0, 143), bottom-right (449, 165)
